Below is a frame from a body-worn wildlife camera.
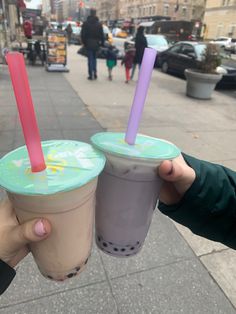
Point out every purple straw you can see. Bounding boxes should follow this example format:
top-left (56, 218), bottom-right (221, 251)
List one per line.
top-left (125, 48), bottom-right (157, 145)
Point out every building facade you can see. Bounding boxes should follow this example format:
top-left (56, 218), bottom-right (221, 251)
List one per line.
top-left (96, 0), bottom-right (206, 25)
top-left (203, 0), bottom-right (236, 39)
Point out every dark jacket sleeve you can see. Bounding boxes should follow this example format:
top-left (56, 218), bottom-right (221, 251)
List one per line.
top-left (99, 24), bottom-right (104, 46)
top-left (0, 260), bottom-right (16, 295)
top-left (81, 22), bottom-right (87, 46)
top-left (158, 153), bottom-right (236, 249)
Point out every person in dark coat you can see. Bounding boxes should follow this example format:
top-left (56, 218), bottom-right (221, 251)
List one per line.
top-left (81, 9), bottom-right (104, 80)
top-left (65, 23), bottom-right (73, 45)
top-left (158, 153), bottom-right (236, 250)
top-left (131, 26), bottom-right (148, 79)
top-left (0, 197), bottom-right (51, 295)
top-left (134, 26), bottom-right (147, 65)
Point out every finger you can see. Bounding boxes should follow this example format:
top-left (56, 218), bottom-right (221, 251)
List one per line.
top-left (11, 219), bottom-right (51, 248)
top-left (159, 181), bottom-right (182, 205)
top-left (158, 158), bottom-right (184, 182)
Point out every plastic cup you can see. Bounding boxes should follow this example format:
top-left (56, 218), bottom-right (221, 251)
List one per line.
top-left (91, 132), bottom-right (181, 257)
top-left (0, 140), bottom-right (105, 281)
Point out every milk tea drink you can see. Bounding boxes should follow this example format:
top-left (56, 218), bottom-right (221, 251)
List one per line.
top-left (0, 140), bottom-right (105, 281)
top-left (91, 133), bottom-right (180, 257)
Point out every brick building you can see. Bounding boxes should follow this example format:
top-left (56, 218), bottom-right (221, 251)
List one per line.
top-left (203, 0), bottom-right (236, 39)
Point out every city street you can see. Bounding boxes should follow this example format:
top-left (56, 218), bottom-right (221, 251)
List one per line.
top-left (0, 45), bottom-right (236, 313)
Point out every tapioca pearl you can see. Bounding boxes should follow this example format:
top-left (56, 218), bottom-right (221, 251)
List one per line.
top-left (121, 248), bottom-right (126, 252)
top-left (76, 266), bottom-right (80, 271)
top-left (84, 258), bottom-right (88, 265)
top-left (47, 275), bottom-right (53, 280)
top-left (109, 242), bottom-right (113, 245)
top-left (113, 247), bottom-right (118, 252)
top-left (136, 241), bottom-right (140, 245)
top-left (102, 242), bottom-right (108, 247)
top-left (125, 254), bottom-right (131, 256)
top-left (97, 236), bottom-right (101, 242)
top-left (130, 247), bottom-right (135, 250)
top-left (67, 272), bottom-right (77, 278)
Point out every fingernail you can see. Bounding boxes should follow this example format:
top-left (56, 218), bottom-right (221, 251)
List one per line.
top-left (34, 220), bottom-right (47, 237)
top-left (167, 162), bottom-right (174, 175)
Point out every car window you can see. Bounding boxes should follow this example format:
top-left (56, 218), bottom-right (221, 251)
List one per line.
top-left (181, 44), bottom-right (195, 55)
top-left (146, 36), bottom-right (169, 47)
top-left (169, 44), bottom-right (182, 53)
top-left (192, 44), bottom-right (206, 60)
top-left (215, 37), bottom-right (228, 41)
top-left (72, 26), bottom-right (81, 34)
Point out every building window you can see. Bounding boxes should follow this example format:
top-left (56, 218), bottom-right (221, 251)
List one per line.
top-left (163, 4), bottom-right (169, 16)
top-left (228, 24), bottom-right (236, 36)
top-left (149, 6), bottom-right (152, 15)
top-left (216, 24), bottom-right (223, 37)
top-left (152, 6), bottom-right (156, 15)
top-left (143, 7), bottom-right (145, 16)
top-left (182, 7), bottom-right (187, 17)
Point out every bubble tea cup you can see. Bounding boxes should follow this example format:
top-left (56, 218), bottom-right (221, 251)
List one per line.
top-left (0, 140), bottom-right (105, 281)
top-left (91, 132), bottom-right (180, 257)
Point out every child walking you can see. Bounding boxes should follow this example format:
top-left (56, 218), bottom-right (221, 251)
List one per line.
top-left (106, 44), bottom-right (117, 81)
top-left (121, 44), bottom-right (136, 83)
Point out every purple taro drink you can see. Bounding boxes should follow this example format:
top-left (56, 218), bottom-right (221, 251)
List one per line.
top-left (91, 132), bottom-right (181, 257)
top-left (0, 140), bottom-right (105, 281)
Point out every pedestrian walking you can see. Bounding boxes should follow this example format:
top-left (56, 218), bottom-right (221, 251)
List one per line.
top-left (121, 44), bottom-right (136, 83)
top-left (65, 23), bottom-right (73, 45)
top-left (23, 20), bottom-right (33, 40)
top-left (133, 25), bottom-right (148, 78)
top-left (105, 44), bottom-right (117, 81)
top-left (81, 9), bottom-right (104, 80)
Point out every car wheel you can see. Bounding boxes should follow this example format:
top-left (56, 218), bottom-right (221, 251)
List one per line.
top-left (161, 61), bottom-right (169, 73)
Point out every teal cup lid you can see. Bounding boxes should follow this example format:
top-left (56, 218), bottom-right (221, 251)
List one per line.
top-left (0, 140), bottom-right (106, 195)
top-left (91, 132), bottom-right (181, 161)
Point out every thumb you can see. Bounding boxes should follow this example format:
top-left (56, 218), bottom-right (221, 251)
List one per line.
top-left (158, 158), bottom-right (184, 182)
top-left (158, 155), bottom-right (196, 195)
top-left (11, 219), bottom-right (51, 248)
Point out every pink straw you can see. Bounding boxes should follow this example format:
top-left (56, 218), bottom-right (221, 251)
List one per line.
top-left (125, 48), bottom-right (157, 145)
top-left (6, 52), bottom-right (46, 172)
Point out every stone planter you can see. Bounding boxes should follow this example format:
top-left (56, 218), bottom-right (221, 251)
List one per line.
top-left (184, 69), bottom-right (223, 100)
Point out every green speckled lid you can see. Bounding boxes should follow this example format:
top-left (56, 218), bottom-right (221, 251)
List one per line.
top-left (91, 132), bottom-right (181, 161)
top-left (0, 140), bottom-right (106, 195)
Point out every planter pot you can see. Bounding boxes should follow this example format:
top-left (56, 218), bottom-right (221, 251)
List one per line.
top-left (184, 69), bottom-right (222, 100)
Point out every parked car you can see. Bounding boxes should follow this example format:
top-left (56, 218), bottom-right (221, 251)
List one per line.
top-left (158, 41), bottom-right (236, 89)
top-left (78, 42), bottom-right (123, 60)
top-left (103, 25), bottom-right (113, 44)
top-left (210, 37), bottom-right (232, 48)
top-left (225, 38), bottom-right (236, 54)
top-left (124, 34), bottom-right (170, 66)
top-left (71, 26), bottom-right (82, 45)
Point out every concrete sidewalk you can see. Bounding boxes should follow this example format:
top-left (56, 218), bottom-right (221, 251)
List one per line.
top-left (0, 47), bottom-right (235, 313)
